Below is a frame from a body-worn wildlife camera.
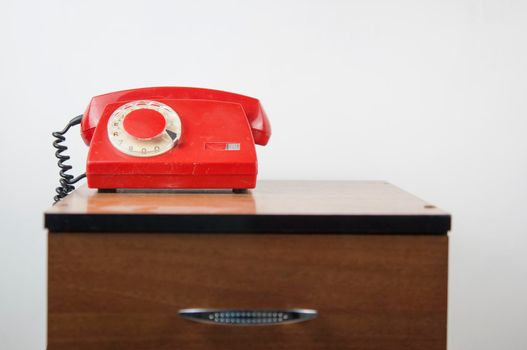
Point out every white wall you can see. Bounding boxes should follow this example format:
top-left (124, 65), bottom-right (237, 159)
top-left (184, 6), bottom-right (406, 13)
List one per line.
top-left (1, 0), bottom-right (526, 349)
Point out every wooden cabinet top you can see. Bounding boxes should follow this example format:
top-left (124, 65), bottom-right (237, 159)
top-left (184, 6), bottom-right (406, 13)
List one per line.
top-left (45, 181), bottom-right (450, 234)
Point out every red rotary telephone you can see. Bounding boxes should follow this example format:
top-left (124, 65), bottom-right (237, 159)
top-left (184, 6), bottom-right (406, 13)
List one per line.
top-left (52, 87), bottom-right (271, 202)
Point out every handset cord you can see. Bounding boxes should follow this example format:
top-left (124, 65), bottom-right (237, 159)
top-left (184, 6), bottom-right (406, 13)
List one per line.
top-left (52, 115), bottom-right (86, 203)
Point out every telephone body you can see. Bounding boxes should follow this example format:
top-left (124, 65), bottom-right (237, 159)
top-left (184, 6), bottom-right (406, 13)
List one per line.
top-left (79, 87), bottom-right (271, 191)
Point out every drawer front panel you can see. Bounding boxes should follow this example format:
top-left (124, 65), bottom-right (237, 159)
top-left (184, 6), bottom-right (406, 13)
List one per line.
top-left (48, 234), bottom-right (447, 350)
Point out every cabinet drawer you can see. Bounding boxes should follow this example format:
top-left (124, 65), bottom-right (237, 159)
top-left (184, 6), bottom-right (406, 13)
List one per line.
top-left (48, 234), bottom-right (447, 350)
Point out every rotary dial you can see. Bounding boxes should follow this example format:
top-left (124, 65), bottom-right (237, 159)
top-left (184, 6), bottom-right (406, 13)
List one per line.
top-left (107, 100), bottom-right (181, 157)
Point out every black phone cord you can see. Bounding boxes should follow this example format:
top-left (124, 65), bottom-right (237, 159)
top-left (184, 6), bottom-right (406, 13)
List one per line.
top-left (52, 115), bottom-right (86, 203)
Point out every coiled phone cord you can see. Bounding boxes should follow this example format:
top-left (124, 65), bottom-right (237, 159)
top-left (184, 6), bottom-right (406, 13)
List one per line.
top-left (52, 115), bottom-right (86, 203)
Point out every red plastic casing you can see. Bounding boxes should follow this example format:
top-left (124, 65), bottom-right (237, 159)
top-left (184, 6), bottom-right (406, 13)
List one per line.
top-left (82, 87), bottom-right (271, 190)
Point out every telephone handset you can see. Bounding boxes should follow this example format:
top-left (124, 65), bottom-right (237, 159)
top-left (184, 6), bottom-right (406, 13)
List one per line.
top-left (53, 87), bottom-right (271, 202)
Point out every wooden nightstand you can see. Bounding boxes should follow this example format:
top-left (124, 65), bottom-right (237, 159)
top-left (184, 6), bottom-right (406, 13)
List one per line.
top-left (45, 181), bottom-right (450, 350)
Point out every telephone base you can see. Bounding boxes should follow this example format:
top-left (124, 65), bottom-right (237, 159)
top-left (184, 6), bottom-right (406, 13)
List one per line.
top-left (94, 188), bottom-right (250, 194)
top-left (87, 174), bottom-right (256, 192)
top-left (98, 189), bottom-right (117, 193)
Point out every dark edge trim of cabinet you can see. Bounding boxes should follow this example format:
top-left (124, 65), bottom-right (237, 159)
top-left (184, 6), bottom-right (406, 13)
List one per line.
top-left (45, 213), bottom-right (451, 234)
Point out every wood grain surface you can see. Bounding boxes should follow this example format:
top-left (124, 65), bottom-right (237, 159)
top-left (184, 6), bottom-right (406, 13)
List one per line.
top-left (48, 234), bottom-right (448, 350)
top-left (47, 181), bottom-right (447, 216)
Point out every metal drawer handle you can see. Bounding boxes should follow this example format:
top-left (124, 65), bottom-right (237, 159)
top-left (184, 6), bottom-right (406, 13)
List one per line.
top-left (178, 308), bottom-right (317, 326)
